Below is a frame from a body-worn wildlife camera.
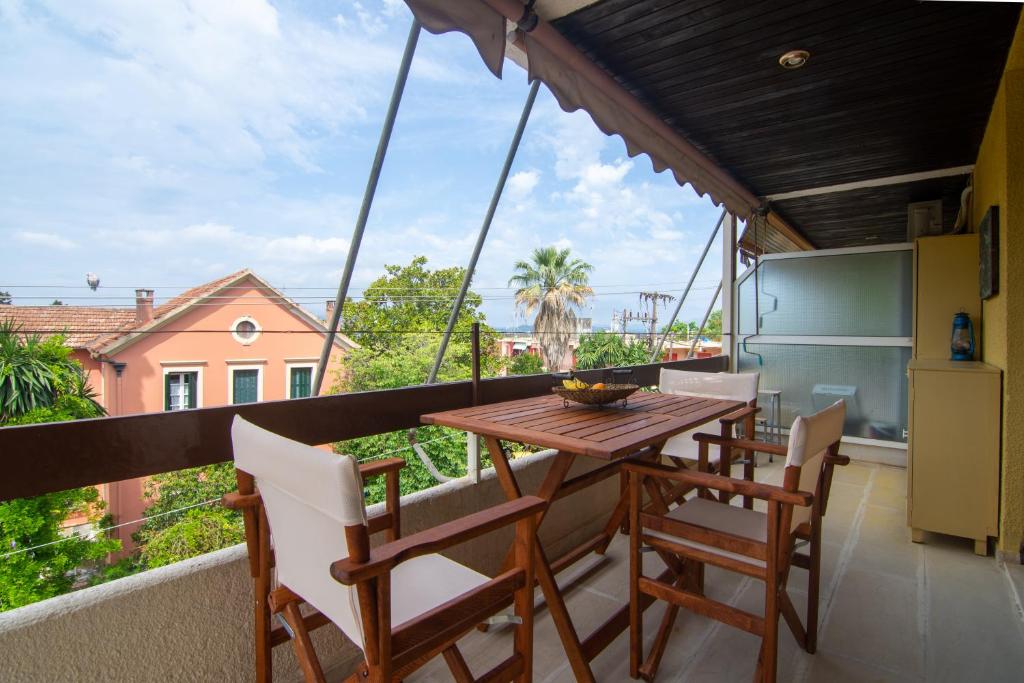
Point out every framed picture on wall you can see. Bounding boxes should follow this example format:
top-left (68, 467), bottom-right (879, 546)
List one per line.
top-left (980, 205), bottom-right (999, 300)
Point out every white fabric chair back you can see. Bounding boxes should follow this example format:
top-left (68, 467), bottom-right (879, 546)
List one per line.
top-left (785, 400), bottom-right (845, 530)
top-left (231, 416), bottom-right (367, 649)
top-left (659, 369), bottom-right (759, 403)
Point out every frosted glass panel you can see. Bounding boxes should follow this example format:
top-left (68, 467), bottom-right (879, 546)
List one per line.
top-left (738, 344), bottom-right (910, 442)
top-left (738, 251), bottom-right (912, 336)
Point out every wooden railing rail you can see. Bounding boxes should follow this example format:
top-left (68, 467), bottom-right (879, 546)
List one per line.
top-left (0, 356), bottom-right (727, 502)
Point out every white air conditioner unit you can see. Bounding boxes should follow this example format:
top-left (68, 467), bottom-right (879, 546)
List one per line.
top-left (907, 200), bottom-right (943, 240)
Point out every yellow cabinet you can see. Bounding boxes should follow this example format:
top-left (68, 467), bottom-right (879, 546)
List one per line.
top-left (907, 360), bottom-right (1000, 555)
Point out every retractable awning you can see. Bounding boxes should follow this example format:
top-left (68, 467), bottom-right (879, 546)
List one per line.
top-left (405, 0), bottom-right (809, 247)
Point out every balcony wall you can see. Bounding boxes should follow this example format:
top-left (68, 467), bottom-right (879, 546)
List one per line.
top-left (0, 450), bottom-right (619, 682)
top-left (975, 16), bottom-right (1024, 557)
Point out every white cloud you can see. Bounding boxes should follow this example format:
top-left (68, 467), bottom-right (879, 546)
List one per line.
top-left (15, 230), bottom-right (77, 250)
top-left (506, 170), bottom-right (540, 201)
top-left (0, 0), bottom-right (447, 173)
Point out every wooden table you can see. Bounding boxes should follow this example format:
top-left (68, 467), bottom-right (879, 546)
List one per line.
top-left (422, 391), bottom-right (744, 682)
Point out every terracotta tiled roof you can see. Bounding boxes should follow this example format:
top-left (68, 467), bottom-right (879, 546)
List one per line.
top-left (0, 306), bottom-right (137, 349)
top-left (151, 269), bottom-right (250, 320)
top-left (88, 269), bottom-right (252, 351)
top-left (1, 268), bottom-right (354, 355)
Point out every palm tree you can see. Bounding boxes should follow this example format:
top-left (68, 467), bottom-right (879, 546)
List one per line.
top-left (509, 247), bottom-right (594, 371)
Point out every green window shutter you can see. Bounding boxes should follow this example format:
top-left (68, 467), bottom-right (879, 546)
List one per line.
top-left (232, 369), bottom-right (259, 404)
top-left (185, 372), bottom-right (197, 409)
top-left (290, 367), bottom-right (312, 399)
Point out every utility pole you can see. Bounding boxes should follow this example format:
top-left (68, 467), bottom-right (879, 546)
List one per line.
top-left (625, 291), bottom-right (676, 351)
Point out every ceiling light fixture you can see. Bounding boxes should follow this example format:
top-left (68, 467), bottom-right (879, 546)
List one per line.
top-left (778, 49), bottom-right (810, 69)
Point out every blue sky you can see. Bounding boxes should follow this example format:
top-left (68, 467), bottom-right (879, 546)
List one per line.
top-left (0, 0), bottom-right (727, 330)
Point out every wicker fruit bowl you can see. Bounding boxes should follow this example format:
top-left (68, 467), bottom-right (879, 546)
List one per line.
top-left (551, 383), bottom-right (640, 407)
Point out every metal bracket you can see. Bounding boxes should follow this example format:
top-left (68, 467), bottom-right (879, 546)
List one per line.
top-left (485, 614), bottom-right (523, 626)
top-left (276, 613), bottom-right (295, 640)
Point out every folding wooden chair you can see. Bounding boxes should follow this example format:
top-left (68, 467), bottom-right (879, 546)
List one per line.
top-left (625, 400), bottom-right (849, 683)
top-left (227, 416), bottom-right (543, 683)
top-left (658, 369), bottom-right (761, 507)
top-left (225, 432), bottom-right (406, 683)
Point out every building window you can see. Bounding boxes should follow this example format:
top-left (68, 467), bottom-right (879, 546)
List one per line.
top-left (231, 368), bottom-right (261, 404)
top-left (165, 372), bottom-right (198, 411)
top-left (231, 316), bottom-right (261, 345)
top-left (289, 366), bottom-right (313, 399)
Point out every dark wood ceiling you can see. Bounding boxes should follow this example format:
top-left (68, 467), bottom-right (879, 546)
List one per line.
top-left (552, 0), bottom-right (1020, 249)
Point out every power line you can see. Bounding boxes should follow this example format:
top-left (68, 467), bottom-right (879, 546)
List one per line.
top-left (0, 497), bottom-right (222, 560)
top-left (6, 327), bottom-right (661, 336)
top-left (1, 287), bottom-right (719, 303)
top-left (0, 280), bottom-right (721, 291)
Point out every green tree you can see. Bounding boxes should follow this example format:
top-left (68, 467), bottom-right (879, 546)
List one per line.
top-left (575, 332), bottom-right (649, 370)
top-left (0, 322), bottom-right (118, 611)
top-left (332, 257), bottom-right (505, 497)
top-left (704, 309), bottom-right (723, 340)
top-left (508, 352), bottom-right (544, 376)
top-left (509, 247), bottom-right (593, 371)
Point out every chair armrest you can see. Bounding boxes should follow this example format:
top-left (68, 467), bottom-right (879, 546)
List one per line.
top-left (330, 496), bottom-right (546, 584)
top-left (826, 454), bottom-right (850, 466)
top-left (719, 405), bottom-right (761, 426)
top-left (624, 461), bottom-right (812, 507)
top-left (692, 432), bottom-right (789, 457)
top-left (222, 492), bottom-right (260, 509)
top-left (358, 457), bottom-right (406, 479)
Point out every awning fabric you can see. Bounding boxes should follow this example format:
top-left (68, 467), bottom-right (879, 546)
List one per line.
top-left (523, 35), bottom-right (751, 218)
top-left (405, 0), bottom-right (506, 78)
top-left (512, 341), bottom-right (528, 351)
top-left (402, 0), bottom-right (756, 219)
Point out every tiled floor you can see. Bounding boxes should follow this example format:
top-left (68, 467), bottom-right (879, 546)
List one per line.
top-left (410, 461), bottom-right (1024, 682)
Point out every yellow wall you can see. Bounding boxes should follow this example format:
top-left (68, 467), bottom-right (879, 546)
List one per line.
top-left (976, 16), bottom-right (1024, 556)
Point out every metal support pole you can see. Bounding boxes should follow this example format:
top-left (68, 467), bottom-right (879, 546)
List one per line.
top-left (721, 213), bottom-right (737, 371)
top-left (466, 322), bottom-right (482, 483)
top-left (424, 79), bottom-right (540, 384)
top-left (688, 282), bottom-right (722, 359)
top-left (409, 81), bottom-right (541, 484)
top-left (650, 208), bottom-right (726, 362)
top-left (312, 19), bottom-right (421, 395)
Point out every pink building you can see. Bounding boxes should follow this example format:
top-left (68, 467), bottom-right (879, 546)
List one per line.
top-left (2, 269), bottom-right (355, 550)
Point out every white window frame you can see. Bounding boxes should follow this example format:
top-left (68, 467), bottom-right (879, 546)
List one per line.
top-left (285, 361), bottom-right (317, 399)
top-left (230, 315), bottom-right (262, 346)
top-left (228, 364), bottom-right (264, 404)
top-left (161, 365), bottom-right (205, 410)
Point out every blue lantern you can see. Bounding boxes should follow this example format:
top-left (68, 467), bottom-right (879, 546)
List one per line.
top-left (950, 312), bottom-right (975, 361)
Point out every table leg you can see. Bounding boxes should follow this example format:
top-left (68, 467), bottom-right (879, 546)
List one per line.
top-left (595, 443), bottom-right (666, 555)
top-left (484, 437), bottom-right (596, 683)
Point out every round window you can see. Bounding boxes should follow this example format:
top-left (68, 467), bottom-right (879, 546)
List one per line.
top-left (235, 320), bottom-right (257, 339)
top-left (231, 317), bottom-right (261, 345)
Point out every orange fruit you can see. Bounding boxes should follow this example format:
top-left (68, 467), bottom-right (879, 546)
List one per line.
top-left (591, 382), bottom-right (606, 390)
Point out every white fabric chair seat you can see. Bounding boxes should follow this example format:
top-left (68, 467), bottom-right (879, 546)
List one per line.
top-left (307, 550), bottom-right (490, 646)
top-left (391, 554), bottom-right (491, 627)
top-left (645, 498), bottom-right (767, 569)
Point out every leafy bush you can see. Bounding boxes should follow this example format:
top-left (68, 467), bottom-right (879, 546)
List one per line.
top-left (0, 323), bottom-right (116, 611)
top-left (508, 352), bottom-right (544, 375)
top-left (140, 508), bottom-right (244, 569)
top-left (575, 332), bottom-right (650, 370)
